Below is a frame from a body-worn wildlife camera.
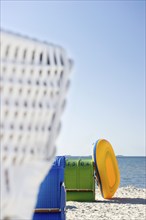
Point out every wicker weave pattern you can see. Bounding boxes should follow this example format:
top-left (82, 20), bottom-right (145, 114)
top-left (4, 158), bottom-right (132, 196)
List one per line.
top-left (0, 30), bottom-right (72, 219)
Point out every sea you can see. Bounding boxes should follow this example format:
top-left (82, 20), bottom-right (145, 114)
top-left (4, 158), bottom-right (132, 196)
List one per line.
top-left (117, 156), bottom-right (146, 188)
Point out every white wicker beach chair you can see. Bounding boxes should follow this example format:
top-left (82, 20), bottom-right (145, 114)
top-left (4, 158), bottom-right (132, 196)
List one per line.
top-left (0, 30), bottom-right (73, 220)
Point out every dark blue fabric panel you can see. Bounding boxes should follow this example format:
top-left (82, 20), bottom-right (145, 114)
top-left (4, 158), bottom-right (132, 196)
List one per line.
top-left (33, 212), bottom-right (65, 220)
top-left (33, 156), bottom-right (66, 220)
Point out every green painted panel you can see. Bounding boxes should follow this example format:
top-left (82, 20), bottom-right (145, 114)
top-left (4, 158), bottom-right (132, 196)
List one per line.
top-left (65, 158), bottom-right (78, 189)
top-left (78, 159), bottom-right (94, 189)
top-left (65, 157), bottom-right (95, 201)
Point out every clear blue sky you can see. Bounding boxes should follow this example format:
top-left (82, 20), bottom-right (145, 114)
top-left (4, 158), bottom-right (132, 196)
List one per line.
top-left (1, 1), bottom-right (145, 156)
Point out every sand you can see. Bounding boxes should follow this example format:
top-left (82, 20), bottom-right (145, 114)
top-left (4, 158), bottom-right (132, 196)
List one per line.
top-left (66, 186), bottom-right (146, 220)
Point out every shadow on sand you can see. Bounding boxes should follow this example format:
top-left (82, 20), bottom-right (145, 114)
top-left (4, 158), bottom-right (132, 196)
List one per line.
top-left (96, 197), bottom-right (146, 205)
top-left (66, 205), bottom-right (77, 210)
top-left (66, 198), bottom-right (146, 208)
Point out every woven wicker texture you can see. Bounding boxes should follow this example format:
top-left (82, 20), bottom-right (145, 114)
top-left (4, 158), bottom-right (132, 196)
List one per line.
top-left (0, 30), bottom-right (72, 220)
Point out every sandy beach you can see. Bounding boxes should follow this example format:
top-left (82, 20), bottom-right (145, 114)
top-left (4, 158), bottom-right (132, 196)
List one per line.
top-left (66, 186), bottom-right (146, 220)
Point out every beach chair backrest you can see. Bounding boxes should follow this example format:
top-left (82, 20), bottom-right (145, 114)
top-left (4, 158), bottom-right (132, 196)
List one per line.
top-left (1, 30), bottom-right (72, 219)
top-left (93, 139), bottom-right (120, 199)
top-left (65, 157), bottom-right (95, 201)
top-left (34, 156), bottom-right (66, 220)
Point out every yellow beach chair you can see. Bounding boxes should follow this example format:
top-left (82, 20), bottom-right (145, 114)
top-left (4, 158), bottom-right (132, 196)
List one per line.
top-left (93, 139), bottom-right (120, 199)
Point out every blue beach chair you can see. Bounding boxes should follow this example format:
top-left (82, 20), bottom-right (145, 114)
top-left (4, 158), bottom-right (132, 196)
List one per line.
top-left (33, 156), bottom-right (66, 220)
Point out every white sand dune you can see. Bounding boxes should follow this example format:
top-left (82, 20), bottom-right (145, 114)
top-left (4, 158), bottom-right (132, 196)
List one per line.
top-left (66, 186), bottom-right (146, 220)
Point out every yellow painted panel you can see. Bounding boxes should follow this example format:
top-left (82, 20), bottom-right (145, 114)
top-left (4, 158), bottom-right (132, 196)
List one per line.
top-left (93, 139), bottom-right (120, 199)
top-left (105, 155), bottom-right (116, 188)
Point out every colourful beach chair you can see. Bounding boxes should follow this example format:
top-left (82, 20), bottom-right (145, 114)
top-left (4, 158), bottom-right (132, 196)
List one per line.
top-left (33, 156), bottom-right (66, 220)
top-left (1, 30), bottom-right (73, 219)
top-left (93, 139), bottom-right (120, 199)
top-left (65, 157), bottom-right (95, 201)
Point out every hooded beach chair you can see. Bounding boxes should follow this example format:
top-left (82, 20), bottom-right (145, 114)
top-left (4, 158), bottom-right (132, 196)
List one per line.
top-left (93, 139), bottom-right (120, 199)
top-left (33, 156), bottom-right (66, 220)
top-left (0, 30), bottom-right (72, 220)
top-left (65, 157), bottom-right (95, 201)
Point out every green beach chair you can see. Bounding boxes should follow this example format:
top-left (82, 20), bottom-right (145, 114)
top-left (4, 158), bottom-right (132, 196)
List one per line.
top-left (65, 157), bottom-right (95, 201)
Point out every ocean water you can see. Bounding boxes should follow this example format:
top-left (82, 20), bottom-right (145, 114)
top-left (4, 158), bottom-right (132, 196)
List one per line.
top-left (117, 157), bottom-right (146, 188)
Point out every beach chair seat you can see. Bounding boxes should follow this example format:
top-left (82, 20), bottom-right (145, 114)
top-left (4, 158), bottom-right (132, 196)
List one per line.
top-left (93, 139), bottom-right (120, 199)
top-left (65, 157), bottom-right (95, 201)
top-left (33, 156), bottom-right (66, 220)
